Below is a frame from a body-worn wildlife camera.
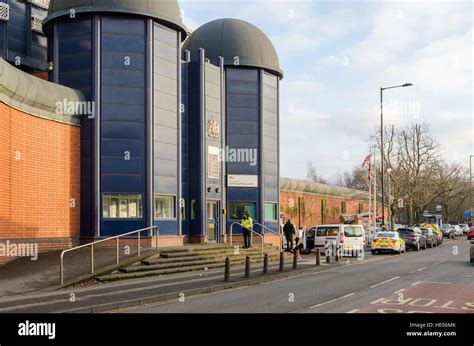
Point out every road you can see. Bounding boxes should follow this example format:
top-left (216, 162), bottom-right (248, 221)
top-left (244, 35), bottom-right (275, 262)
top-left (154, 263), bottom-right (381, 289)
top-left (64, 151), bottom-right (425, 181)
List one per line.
top-left (122, 238), bottom-right (473, 313)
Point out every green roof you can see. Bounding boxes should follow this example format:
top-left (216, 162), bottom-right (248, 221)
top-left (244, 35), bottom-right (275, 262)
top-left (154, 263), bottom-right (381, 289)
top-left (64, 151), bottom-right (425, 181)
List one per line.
top-left (43, 0), bottom-right (187, 38)
top-left (183, 18), bottom-right (283, 78)
top-left (0, 59), bottom-right (85, 125)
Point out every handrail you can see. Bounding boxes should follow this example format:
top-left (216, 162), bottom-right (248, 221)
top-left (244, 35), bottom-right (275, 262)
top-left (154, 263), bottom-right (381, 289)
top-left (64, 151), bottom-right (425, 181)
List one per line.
top-left (60, 226), bottom-right (158, 285)
top-left (229, 222), bottom-right (242, 246)
top-left (253, 222), bottom-right (283, 252)
top-left (228, 222), bottom-right (264, 261)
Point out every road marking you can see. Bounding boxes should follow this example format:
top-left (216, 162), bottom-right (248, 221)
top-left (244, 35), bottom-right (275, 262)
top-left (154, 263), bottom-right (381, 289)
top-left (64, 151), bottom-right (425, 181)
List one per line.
top-left (370, 298), bottom-right (385, 305)
top-left (347, 308), bottom-right (359, 313)
top-left (309, 293), bottom-right (355, 309)
top-left (370, 276), bottom-right (400, 288)
top-left (412, 281), bottom-right (422, 286)
top-left (433, 260), bottom-right (447, 266)
top-left (417, 267), bottom-right (426, 272)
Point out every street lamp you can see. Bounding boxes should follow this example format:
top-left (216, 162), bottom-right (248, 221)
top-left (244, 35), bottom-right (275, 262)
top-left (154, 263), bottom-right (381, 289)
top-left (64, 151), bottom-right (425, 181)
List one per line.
top-left (470, 155), bottom-right (474, 225)
top-left (387, 168), bottom-right (393, 229)
top-left (380, 83), bottom-right (413, 226)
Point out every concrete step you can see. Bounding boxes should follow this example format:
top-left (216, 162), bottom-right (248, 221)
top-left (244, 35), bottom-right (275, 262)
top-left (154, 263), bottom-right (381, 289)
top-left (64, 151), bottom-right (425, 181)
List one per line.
top-left (124, 253), bottom-right (284, 273)
top-left (97, 255), bottom-right (285, 282)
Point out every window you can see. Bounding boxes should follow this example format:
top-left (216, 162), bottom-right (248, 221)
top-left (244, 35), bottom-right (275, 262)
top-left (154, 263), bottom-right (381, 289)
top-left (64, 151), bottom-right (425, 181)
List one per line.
top-left (341, 201), bottom-right (347, 214)
top-left (103, 194), bottom-right (142, 219)
top-left (229, 202), bottom-right (256, 220)
top-left (265, 203), bottom-right (277, 221)
top-left (344, 226), bottom-right (363, 237)
top-left (154, 195), bottom-right (176, 219)
top-left (191, 200), bottom-right (196, 220)
top-left (0, 3), bottom-right (9, 22)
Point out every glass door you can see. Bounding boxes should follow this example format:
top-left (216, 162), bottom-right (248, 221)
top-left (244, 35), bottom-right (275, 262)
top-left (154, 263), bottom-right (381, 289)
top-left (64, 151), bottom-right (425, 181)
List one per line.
top-left (207, 201), bottom-right (219, 243)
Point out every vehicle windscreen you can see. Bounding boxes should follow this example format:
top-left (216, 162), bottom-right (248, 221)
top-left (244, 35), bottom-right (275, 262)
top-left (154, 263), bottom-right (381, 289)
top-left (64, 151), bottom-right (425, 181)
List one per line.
top-left (398, 229), bottom-right (414, 235)
top-left (344, 226), bottom-right (363, 237)
top-left (377, 232), bottom-right (395, 238)
top-left (421, 229), bottom-right (430, 235)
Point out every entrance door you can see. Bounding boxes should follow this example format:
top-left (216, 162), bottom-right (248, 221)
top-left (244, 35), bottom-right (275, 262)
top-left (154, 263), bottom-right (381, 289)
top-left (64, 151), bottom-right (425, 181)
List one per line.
top-left (207, 201), bottom-right (219, 243)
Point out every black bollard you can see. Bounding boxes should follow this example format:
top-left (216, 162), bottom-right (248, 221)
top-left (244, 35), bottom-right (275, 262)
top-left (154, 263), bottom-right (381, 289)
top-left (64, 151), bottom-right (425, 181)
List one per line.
top-left (316, 249), bottom-right (320, 266)
top-left (335, 245), bottom-right (339, 262)
top-left (263, 254), bottom-right (269, 274)
top-left (326, 252), bottom-right (331, 264)
top-left (224, 257), bottom-right (230, 282)
top-left (279, 251), bottom-right (284, 271)
top-left (293, 250), bottom-right (298, 269)
top-left (245, 256), bottom-right (250, 278)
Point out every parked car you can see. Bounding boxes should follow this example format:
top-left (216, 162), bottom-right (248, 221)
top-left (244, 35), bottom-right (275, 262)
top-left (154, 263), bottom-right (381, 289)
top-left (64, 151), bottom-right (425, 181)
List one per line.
top-left (467, 227), bottom-right (474, 240)
top-left (442, 224), bottom-right (455, 239)
top-left (422, 223), bottom-right (443, 245)
top-left (371, 231), bottom-right (406, 255)
top-left (471, 240), bottom-right (474, 264)
top-left (421, 227), bottom-right (438, 248)
top-left (398, 228), bottom-right (427, 251)
top-left (453, 225), bottom-right (463, 237)
top-left (306, 224), bottom-right (365, 256)
top-left (459, 224), bottom-right (469, 234)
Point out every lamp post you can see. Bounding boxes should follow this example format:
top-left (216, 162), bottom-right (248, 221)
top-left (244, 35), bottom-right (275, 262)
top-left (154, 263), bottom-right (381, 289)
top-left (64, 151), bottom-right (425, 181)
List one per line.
top-left (387, 168), bottom-right (393, 229)
top-left (380, 83), bottom-right (413, 226)
top-left (470, 155), bottom-right (473, 225)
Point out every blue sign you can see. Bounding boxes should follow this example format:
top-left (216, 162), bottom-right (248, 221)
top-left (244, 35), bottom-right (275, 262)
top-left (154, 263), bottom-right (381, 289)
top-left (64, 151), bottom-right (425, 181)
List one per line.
top-left (464, 210), bottom-right (471, 219)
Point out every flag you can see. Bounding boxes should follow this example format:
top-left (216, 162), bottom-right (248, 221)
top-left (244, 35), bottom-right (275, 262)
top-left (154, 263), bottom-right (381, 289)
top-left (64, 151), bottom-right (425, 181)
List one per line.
top-left (362, 154), bottom-right (372, 181)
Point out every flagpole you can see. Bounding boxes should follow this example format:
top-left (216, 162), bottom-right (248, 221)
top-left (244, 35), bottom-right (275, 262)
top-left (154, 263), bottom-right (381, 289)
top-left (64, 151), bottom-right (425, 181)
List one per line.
top-left (368, 151), bottom-right (372, 230)
top-left (373, 148), bottom-right (377, 229)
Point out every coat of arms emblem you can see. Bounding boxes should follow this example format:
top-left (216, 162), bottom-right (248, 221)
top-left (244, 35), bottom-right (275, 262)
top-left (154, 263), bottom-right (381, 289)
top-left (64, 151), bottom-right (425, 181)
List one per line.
top-left (207, 116), bottom-right (220, 138)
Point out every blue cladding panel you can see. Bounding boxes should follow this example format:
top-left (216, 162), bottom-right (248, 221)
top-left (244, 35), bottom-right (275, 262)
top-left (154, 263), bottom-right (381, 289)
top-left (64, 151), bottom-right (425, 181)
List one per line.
top-left (153, 23), bottom-right (179, 199)
top-left (153, 220), bottom-right (178, 236)
top-left (101, 220), bottom-right (146, 237)
top-left (226, 68), bottom-right (260, 176)
top-left (262, 72), bottom-right (279, 202)
top-left (56, 18), bottom-right (93, 236)
top-left (100, 16), bottom-right (146, 203)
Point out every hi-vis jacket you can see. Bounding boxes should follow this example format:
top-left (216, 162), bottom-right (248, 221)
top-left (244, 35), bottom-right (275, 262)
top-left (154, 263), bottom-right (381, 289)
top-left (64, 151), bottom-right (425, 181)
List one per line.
top-left (241, 217), bottom-right (253, 231)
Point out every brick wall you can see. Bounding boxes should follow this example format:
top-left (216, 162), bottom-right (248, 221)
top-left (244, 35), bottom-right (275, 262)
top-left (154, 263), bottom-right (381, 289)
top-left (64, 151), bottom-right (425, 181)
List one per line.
top-left (280, 190), bottom-right (386, 229)
top-left (0, 102), bottom-right (81, 242)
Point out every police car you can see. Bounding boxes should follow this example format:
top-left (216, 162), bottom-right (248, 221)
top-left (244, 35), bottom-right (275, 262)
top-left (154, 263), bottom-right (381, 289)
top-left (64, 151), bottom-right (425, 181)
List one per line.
top-left (371, 231), bottom-right (406, 255)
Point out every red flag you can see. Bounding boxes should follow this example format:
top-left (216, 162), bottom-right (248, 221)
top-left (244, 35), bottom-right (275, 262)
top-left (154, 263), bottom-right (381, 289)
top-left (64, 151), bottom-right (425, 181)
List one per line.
top-left (362, 154), bottom-right (372, 181)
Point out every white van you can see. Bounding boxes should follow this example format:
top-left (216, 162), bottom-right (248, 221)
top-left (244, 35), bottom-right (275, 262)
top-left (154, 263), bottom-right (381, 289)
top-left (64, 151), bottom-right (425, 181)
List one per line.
top-left (308, 224), bottom-right (365, 256)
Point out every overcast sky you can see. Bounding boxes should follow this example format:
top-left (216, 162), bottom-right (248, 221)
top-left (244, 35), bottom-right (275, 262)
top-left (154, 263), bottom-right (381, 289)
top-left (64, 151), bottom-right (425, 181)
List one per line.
top-left (179, 0), bottom-right (473, 182)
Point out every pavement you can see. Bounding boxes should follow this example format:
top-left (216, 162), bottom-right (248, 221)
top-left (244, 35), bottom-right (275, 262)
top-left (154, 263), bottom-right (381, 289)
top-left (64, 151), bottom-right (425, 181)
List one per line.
top-left (0, 245), bottom-right (151, 296)
top-left (116, 238), bottom-right (473, 314)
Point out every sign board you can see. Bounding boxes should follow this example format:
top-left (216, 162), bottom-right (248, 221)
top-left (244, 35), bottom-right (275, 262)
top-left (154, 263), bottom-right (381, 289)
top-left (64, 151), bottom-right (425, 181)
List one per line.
top-left (227, 175), bottom-right (258, 188)
top-left (208, 146), bottom-right (220, 179)
top-left (436, 205), bottom-right (442, 212)
top-left (464, 210), bottom-right (471, 219)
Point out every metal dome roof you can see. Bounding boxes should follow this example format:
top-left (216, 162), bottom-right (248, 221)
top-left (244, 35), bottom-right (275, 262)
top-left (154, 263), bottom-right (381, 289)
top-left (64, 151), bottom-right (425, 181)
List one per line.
top-left (43, 0), bottom-right (187, 38)
top-left (183, 18), bottom-right (283, 78)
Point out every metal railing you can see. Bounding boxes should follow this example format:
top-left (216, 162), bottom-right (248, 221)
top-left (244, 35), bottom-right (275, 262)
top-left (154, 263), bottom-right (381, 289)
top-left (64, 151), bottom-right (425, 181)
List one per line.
top-left (60, 226), bottom-right (159, 285)
top-left (253, 222), bottom-right (283, 252)
top-left (228, 222), bottom-right (264, 261)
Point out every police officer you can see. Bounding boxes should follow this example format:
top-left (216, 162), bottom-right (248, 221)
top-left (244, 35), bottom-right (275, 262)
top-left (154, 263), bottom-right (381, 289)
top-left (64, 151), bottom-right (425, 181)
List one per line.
top-left (241, 211), bottom-right (253, 248)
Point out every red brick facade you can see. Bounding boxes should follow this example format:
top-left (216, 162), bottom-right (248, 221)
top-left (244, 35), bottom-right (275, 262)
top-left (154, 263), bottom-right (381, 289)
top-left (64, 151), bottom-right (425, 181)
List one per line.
top-left (0, 102), bottom-right (81, 263)
top-left (280, 189), bottom-right (385, 229)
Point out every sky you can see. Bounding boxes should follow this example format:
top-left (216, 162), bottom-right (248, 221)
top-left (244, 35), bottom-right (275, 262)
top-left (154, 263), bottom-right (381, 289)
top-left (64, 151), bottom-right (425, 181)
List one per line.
top-left (179, 0), bottom-right (473, 182)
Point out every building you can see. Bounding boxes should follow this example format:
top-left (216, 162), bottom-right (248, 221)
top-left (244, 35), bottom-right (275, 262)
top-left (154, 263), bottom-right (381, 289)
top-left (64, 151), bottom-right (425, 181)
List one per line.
top-left (0, 0), bottom-right (50, 77)
top-left (280, 178), bottom-right (385, 229)
top-left (0, 1), bottom-right (380, 265)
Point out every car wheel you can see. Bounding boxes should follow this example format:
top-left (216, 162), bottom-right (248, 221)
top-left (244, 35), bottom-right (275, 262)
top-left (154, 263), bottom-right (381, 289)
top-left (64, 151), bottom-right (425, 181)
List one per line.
top-left (371, 250), bottom-right (376, 255)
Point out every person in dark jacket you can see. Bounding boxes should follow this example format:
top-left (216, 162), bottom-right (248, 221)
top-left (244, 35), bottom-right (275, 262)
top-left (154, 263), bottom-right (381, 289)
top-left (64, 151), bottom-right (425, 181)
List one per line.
top-left (283, 219), bottom-right (295, 252)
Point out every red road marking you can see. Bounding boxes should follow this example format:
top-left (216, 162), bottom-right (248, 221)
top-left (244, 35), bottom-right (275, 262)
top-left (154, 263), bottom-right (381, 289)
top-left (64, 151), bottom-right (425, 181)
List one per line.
top-left (356, 282), bottom-right (474, 313)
